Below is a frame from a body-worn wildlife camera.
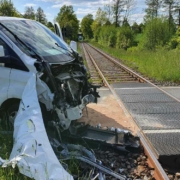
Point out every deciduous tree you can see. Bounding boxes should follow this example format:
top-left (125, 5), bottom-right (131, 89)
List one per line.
top-left (95, 8), bottom-right (108, 26)
top-left (144, 0), bottom-right (161, 20)
top-left (162, 0), bottom-right (176, 33)
top-left (24, 6), bottom-right (35, 20)
top-left (46, 21), bottom-right (55, 32)
top-left (112, 0), bottom-right (125, 27)
top-left (36, 7), bottom-right (47, 25)
top-left (0, 0), bottom-right (20, 16)
top-left (141, 18), bottom-right (173, 50)
top-left (56, 5), bottom-right (79, 40)
top-left (81, 14), bottom-right (94, 39)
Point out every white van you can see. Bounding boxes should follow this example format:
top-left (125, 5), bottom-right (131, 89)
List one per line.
top-left (0, 17), bottom-right (98, 131)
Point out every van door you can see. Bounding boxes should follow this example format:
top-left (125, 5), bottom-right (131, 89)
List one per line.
top-left (54, 22), bottom-right (63, 40)
top-left (0, 37), bottom-right (31, 102)
top-left (0, 38), bottom-right (11, 106)
top-left (0, 66), bottom-right (11, 106)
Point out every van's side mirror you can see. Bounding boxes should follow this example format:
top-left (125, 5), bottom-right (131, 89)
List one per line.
top-left (70, 41), bottom-right (77, 52)
top-left (54, 22), bottom-right (63, 40)
top-left (0, 45), bottom-right (5, 57)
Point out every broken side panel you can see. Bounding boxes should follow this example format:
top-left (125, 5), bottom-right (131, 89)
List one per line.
top-left (1, 73), bottom-right (73, 180)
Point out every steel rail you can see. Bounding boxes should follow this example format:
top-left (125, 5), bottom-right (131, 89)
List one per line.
top-left (87, 43), bottom-right (180, 103)
top-left (138, 132), bottom-right (169, 180)
top-left (82, 43), bottom-right (169, 180)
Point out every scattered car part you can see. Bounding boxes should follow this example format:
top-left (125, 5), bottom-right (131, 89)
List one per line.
top-left (0, 74), bottom-right (73, 180)
top-left (62, 124), bottom-right (140, 151)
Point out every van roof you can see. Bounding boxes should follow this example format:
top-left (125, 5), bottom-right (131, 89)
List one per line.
top-left (0, 17), bottom-right (33, 21)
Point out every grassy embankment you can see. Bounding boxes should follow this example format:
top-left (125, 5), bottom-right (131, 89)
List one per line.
top-left (90, 41), bottom-right (180, 83)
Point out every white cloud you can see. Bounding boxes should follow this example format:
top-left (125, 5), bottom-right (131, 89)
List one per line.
top-left (34, 0), bottom-right (146, 24)
top-left (51, 2), bottom-right (72, 8)
top-left (46, 13), bottom-right (52, 16)
top-left (129, 13), bottom-right (145, 24)
top-left (76, 8), bottom-right (96, 16)
top-left (35, 0), bottom-right (62, 3)
top-left (24, 3), bottom-right (37, 7)
top-left (51, 4), bottom-right (62, 8)
top-left (36, 0), bottom-right (110, 7)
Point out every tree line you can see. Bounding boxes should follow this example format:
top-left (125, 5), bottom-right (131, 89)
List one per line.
top-left (1, 0), bottom-right (180, 50)
top-left (0, 0), bottom-right (79, 41)
top-left (80, 0), bottom-right (180, 51)
top-left (0, 0), bottom-right (55, 30)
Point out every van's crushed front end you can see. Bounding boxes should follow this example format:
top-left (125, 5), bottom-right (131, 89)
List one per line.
top-left (39, 53), bottom-right (100, 130)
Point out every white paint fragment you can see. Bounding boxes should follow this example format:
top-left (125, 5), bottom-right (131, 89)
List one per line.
top-left (0, 73), bottom-right (73, 180)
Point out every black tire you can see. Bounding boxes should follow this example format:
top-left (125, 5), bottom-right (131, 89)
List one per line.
top-left (2, 103), bottom-right (19, 131)
top-left (1, 102), bottom-right (49, 131)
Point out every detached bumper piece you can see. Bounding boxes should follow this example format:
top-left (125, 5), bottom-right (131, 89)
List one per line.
top-left (64, 124), bottom-right (140, 152)
top-left (49, 124), bottom-right (140, 180)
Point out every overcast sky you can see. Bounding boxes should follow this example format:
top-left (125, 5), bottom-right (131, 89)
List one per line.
top-left (13, 0), bottom-right (146, 24)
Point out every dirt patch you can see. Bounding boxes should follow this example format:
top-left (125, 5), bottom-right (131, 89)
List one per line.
top-left (79, 90), bottom-right (137, 134)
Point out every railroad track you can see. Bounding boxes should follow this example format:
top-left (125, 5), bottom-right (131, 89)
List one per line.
top-left (82, 43), bottom-right (145, 86)
top-left (81, 43), bottom-right (175, 180)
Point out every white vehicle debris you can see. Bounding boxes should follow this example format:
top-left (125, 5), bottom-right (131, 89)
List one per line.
top-left (1, 74), bottom-right (73, 180)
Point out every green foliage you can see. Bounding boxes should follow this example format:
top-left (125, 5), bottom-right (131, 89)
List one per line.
top-left (93, 25), bottom-right (134, 49)
top-left (0, 133), bottom-right (31, 180)
top-left (144, 0), bottom-right (161, 21)
top-left (98, 25), bottom-right (117, 47)
top-left (133, 33), bottom-right (143, 46)
top-left (168, 27), bottom-right (180, 49)
top-left (131, 22), bottom-right (142, 34)
top-left (24, 6), bottom-right (35, 20)
top-left (112, 0), bottom-right (125, 27)
top-left (81, 14), bottom-right (94, 40)
top-left (91, 7), bottom-right (109, 42)
top-left (46, 21), bottom-right (55, 32)
top-left (95, 7), bottom-right (108, 25)
top-left (0, 0), bottom-right (21, 17)
top-left (36, 7), bottom-right (47, 25)
top-left (56, 5), bottom-right (79, 41)
top-left (116, 26), bottom-right (134, 50)
top-left (91, 21), bottom-right (101, 42)
top-left (108, 30), bottom-right (117, 47)
top-left (141, 18), bottom-right (174, 50)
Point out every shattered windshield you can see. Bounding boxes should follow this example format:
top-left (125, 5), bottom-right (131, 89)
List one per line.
top-left (0, 20), bottom-right (74, 63)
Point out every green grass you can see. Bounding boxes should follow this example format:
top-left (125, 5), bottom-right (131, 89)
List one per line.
top-left (90, 41), bottom-right (180, 83)
top-left (0, 133), bottom-right (31, 180)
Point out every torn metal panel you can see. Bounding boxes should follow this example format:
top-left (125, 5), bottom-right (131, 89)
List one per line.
top-left (36, 77), bottom-right (54, 110)
top-left (1, 73), bottom-right (73, 180)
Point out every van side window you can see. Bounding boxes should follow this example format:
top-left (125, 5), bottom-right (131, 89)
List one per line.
top-left (0, 38), bottom-right (28, 71)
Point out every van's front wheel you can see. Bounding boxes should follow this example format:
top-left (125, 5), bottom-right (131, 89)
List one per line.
top-left (2, 103), bottom-right (19, 131)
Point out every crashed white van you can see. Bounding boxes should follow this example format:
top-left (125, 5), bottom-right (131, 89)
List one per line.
top-left (0, 17), bottom-right (98, 131)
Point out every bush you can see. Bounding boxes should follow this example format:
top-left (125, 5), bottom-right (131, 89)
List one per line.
top-left (127, 46), bottom-right (139, 52)
top-left (108, 29), bottom-right (117, 47)
top-left (98, 25), bottom-right (117, 47)
top-left (140, 18), bottom-right (174, 50)
top-left (116, 26), bottom-right (134, 50)
top-left (168, 27), bottom-right (180, 49)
